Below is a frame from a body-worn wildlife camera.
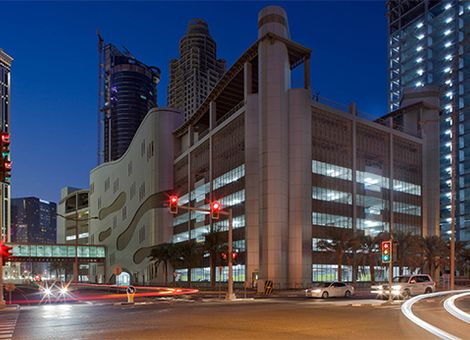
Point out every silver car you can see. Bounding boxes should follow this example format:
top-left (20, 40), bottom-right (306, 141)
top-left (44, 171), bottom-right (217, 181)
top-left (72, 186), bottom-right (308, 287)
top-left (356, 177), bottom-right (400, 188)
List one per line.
top-left (305, 282), bottom-right (355, 298)
top-left (372, 274), bottom-right (436, 299)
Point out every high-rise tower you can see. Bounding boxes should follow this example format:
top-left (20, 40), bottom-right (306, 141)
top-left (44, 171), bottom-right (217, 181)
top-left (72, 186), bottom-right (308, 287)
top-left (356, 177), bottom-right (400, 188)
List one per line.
top-left (0, 49), bottom-right (12, 242)
top-left (387, 1), bottom-right (470, 242)
top-left (168, 19), bottom-right (226, 120)
top-left (98, 38), bottom-right (161, 163)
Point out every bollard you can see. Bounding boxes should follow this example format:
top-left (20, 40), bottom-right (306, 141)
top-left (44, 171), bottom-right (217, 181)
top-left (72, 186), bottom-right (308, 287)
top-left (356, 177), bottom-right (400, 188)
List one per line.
top-left (126, 286), bottom-right (136, 304)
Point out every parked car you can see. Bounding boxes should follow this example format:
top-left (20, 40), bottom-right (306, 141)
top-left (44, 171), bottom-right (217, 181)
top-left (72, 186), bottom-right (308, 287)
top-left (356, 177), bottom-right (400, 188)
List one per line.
top-left (372, 274), bottom-right (436, 299)
top-left (305, 282), bottom-right (354, 298)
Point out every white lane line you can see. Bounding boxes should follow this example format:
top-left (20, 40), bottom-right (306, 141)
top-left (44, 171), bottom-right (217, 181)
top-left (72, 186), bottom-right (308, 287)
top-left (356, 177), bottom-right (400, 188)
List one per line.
top-left (444, 292), bottom-right (470, 324)
top-left (401, 290), bottom-right (470, 340)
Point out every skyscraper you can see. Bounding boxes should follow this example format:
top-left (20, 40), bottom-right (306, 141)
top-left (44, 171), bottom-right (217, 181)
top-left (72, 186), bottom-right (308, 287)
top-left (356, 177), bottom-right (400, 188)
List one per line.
top-left (387, 1), bottom-right (470, 242)
top-left (0, 49), bottom-right (12, 242)
top-left (98, 37), bottom-right (161, 163)
top-left (11, 197), bottom-right (57, 244)
top-left (168, 19), bottom-right (226, 120)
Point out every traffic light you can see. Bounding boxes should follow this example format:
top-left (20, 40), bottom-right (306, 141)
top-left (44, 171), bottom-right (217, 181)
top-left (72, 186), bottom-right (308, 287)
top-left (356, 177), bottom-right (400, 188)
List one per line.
top-left (381, 240), bottom-right (392, 263)
top-left (0, 132), bottom-right (10, 158)
top-left (232, 251), bottom-right (238, 261)
top-left (0, 242), bottom-right (13, 265)
top-left (169, 195), bottom-right (178, 214)
top-left (0, 132), bottom-right (10, 184)
top-left (211, 201), bottom-right (220, 220)
top-left (220, 252), bottom-right (227, 261)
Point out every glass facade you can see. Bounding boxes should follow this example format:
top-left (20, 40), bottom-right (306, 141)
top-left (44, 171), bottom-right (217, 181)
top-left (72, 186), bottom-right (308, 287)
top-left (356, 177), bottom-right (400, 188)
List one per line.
top-left (388, 1), bottom-right (470, 242)
top-left (9, 243), bottom-right (105, 259)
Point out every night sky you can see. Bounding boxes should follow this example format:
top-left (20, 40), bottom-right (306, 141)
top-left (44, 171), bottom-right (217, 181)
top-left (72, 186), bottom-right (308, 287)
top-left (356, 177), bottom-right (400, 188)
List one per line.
top-left (2, 1), bottom-right (388, 203)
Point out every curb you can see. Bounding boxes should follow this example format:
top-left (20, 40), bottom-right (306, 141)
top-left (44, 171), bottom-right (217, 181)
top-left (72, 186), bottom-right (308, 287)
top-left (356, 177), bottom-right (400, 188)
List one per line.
top-left (0, 304), bottom-right (20, 311)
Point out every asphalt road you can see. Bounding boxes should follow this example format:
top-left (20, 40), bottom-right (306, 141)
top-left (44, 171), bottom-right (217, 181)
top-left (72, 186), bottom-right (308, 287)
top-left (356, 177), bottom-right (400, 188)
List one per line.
top-left (10, 297), bottom-right (434, 340)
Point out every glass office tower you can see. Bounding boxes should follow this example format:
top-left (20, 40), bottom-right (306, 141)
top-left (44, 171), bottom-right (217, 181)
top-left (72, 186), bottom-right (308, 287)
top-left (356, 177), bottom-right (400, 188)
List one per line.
top-left (387, 0), bottom-right (470, 242)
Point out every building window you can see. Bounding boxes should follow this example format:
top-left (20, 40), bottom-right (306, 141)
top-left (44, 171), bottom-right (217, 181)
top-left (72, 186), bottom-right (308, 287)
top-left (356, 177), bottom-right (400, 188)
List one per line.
top-left (130, 182), bottom-right (136, 200)
top-left (312, 264), bottom-right (352, 282)
top-left (113, 178), bottom-right (120, 194)
top-left (138, 225), bottom-right (146, 244)
top-left (128, 161), bottom-right (133, 176)
top-left (312, 160), bottom-right (352, 181)
top-left (312, 212), bottom-right (352, 229)
top-left (113, 216), bottom-right (117, 229)
top-left (104, 178), bottom-right (110, 192)
top-left (122, 206), bottom-right (127, 221)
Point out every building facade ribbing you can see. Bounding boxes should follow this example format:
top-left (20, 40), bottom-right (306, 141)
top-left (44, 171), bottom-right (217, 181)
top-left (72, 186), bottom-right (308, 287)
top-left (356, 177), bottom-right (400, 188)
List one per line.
top-left (0, 49), bottom-right (12, 242)
top-left (387, 0), bottom-right (469, 242)
top-left (167, 19), bottom-right (226, 121)
top-left (101, 42), bottom-right (161, 162)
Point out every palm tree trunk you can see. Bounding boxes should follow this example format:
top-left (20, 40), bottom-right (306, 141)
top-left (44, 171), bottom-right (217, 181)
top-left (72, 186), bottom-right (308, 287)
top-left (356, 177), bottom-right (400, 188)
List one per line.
top-left (187, 267), bottom-right (192, 288)
top-left (337, 253), bottom-right (343, 281)
top-left (163, 262), bottom-right (168, 286)
top-left (369, 257), bottom-right (375, 284)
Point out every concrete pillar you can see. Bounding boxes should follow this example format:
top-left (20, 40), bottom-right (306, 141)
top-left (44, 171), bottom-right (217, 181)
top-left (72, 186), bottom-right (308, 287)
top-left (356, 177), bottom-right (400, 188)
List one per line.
top-left (400, 86), bottom-right (440, 236)
top-left (257, 6), bottom-right (291, 289)
top-left (304, 58), bottom-right (310, 90)
top-left (209, 101), bottom-right (217, 130)
top-left (287, 89), bottom-right (311, 288)
top-left (244, 62), bottom-right (253, 99)
top-left (245, 94), bottom-right (260, 288)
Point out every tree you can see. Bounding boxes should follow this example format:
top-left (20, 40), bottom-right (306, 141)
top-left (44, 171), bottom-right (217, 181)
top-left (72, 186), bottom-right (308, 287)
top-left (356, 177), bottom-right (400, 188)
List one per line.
top-left (317, 228), bottom-right (356, 282)
top-left (358, 232), bottom-right (388, 284)
top-left (420, 235), bottom-right (447, 283)
top-left (203, 228), bottom-right (225, 288)
top-left (173, 240), bottom-right (203, 287)
top-left (148, 243), bottom-right (176, 286)
top-left (393, 231), bottom-right (421, 275)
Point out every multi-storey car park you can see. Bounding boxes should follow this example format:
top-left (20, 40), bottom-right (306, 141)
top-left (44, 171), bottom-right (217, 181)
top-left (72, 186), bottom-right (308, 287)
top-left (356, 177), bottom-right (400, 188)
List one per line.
top-left (89, 6), bottom-right (440, 289)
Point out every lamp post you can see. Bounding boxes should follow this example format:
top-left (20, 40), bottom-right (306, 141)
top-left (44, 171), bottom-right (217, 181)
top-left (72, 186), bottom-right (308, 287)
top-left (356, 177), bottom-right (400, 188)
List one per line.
top-left (57, 213), bottom-right (99, 288)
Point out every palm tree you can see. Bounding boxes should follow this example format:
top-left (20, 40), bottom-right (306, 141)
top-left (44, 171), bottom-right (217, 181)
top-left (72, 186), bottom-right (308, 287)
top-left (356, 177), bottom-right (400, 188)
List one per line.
top-left (420, 235), bottom-right (447, 283)
top-left (317, 228), bottom-right (356, 282)
top-left (203, 228), bottom-right (225, 288)
top-left (173, 240), bottom-right (203, 287)
top-left (148, 243), bottom-right (176, 286)
top-left (453, 240), bottom-right (469, 277)
top-left (358, 232), bottom-right (388, 284)
top-left (393, 231), bottom-right (421, 275)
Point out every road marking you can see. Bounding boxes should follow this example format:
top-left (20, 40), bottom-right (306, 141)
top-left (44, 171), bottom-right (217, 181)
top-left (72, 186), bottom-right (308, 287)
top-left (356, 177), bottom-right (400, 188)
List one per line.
top-left (401, 290), bottom-right (470, 340)
top-left (443, 291), bottom-right (470, 324)
top-left (0, 311), bottom-right (18, 340)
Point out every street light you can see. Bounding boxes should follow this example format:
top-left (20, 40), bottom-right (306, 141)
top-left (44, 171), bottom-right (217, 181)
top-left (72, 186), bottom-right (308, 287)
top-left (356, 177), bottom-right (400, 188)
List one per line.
top-left (56, 212), bottom-right (99, 288)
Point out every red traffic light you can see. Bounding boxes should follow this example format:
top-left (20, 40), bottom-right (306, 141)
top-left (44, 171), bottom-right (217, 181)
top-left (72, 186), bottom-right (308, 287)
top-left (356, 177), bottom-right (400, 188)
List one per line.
top-left (1, 132), bottom-right (10, 144)
top-left (211, 201), bottom-right (220, 220)
top-left (232, 251), bottom-right (238, 260)
top-left (381, 241), bottom-right (392, 263)
top-left (0, 242), bottom-right (13, 265)
top-left (169, 195), bottom-right (178, 214)
top-left (220, 252), bottom-right (227, 261)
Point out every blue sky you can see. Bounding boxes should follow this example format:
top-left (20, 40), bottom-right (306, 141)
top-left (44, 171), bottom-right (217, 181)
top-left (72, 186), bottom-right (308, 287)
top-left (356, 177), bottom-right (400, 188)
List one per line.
top-left (2, 1), bottom-right (388, 203)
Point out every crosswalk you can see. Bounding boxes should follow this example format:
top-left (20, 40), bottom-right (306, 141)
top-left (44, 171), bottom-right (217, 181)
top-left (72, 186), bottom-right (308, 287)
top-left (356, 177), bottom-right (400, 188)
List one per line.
top-left (0, 310), bottom-right (19, 340)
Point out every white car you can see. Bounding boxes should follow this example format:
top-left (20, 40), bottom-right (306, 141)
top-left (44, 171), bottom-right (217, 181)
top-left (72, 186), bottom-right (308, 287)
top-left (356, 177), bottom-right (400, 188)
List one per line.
top-left (372, 274), bottom-right (436, 299)
top-left (305, 282), bottom-right (355, 298)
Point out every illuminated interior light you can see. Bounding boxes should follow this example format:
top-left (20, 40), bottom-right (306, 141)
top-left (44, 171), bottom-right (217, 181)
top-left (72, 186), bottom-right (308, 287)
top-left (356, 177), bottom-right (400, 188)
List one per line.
top-left (417, 34), bottom-right (425, 40)
top-left (416, 46), bottom-right (423, 52)
top-left (417, 69), bottom-right (424, 76)
top-left (445, 129), bottom-right (451, 135)
top-left (415, 81), bottom-right (423, 87)
top-left (445, 104), bottom-right (452, 111)
top-left (416, 22), bottom-right (424, 28)
top-left (445, 4), bottom-right (452, 10)
top-left (445, 41), bottom-right (452, 48)
top-left (444, 67), bottom-right (451, 73)
top-left (445, 17), bottom-right (453, 24)
top-left (444, 29), bottom-right (452, 36)
top-left (445, 54), bottom-right (452, 61)
top-left (445, 154), bottom-right (452, 159)
top-left (416, 57), bottom-right (423, 63)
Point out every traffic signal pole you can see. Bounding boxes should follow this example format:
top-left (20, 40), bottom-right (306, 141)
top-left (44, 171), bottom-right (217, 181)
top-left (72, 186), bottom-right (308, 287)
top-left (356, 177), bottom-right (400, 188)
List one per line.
top-left (0, 185), bottom-right (5, 306)
top-left (388, 238), bottom-right (393, 303)
top-left (170, 201), bottom-right (235, 300)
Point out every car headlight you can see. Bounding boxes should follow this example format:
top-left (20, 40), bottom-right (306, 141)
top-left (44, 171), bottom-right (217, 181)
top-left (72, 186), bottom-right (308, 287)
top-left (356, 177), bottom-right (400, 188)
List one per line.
top-left (392, 285), bottom-right (402, 290)
top-left (376, 285), bottom-right (383, 290)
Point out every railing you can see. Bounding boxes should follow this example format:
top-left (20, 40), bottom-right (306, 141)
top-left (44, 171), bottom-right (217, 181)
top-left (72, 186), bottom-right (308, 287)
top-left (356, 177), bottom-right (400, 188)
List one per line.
top-left (216, 100), bottom-right (245, 126)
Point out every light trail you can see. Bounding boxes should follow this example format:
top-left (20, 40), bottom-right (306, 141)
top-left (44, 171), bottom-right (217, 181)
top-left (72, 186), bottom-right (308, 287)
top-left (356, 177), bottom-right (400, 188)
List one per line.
top-left (443, 291), bottom-right (470, 324)
top-left (401, 290), bottom-right (470, 340)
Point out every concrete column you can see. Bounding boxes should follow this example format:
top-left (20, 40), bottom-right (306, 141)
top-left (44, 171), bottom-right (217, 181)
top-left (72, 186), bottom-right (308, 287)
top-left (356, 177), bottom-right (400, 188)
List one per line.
top-left (257, 6), bottom-right (291, 289)
top-left (244, 62), bottom-right (253, 99)
top-left (287, 89), bottom-right (311, 288)
top-left (209, 101), bottom-right (217, 130)
top-left (303, 58), bottom-right (310, 90)
top-left (244, 94), bottom-right (260, 288)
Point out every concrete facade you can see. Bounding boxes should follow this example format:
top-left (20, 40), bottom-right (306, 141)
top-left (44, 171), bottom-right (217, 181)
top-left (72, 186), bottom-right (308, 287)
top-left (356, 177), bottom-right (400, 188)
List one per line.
top-left (90, 108), bottom-right (182, 283)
